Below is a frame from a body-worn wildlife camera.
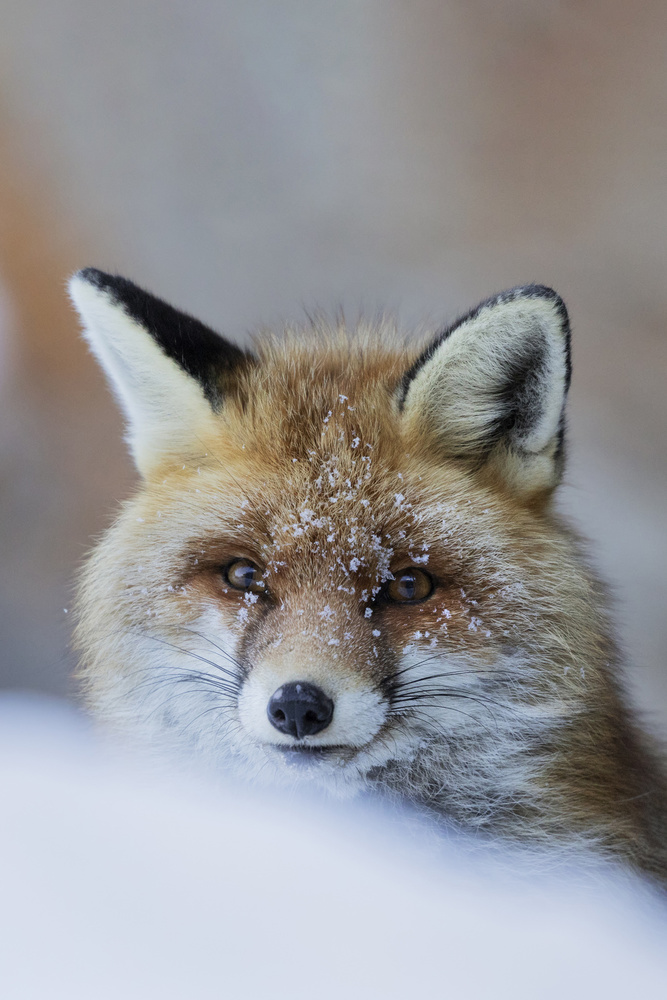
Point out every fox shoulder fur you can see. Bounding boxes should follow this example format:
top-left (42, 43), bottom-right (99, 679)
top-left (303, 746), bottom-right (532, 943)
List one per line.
top-left (69, 269), bottom-right (667, 884)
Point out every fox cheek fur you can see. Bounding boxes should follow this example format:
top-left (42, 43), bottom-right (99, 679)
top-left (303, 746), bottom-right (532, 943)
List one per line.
top-left (69, 268), bottom-right (667, 884)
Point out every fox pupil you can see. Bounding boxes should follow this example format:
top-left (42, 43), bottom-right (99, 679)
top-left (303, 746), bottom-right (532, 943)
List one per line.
top-left (398, 573), bottom-right (417, 599)
top-left (388, 569), bottom-right (433, 603)
top-left (225, 560), bottom-right (264, 593)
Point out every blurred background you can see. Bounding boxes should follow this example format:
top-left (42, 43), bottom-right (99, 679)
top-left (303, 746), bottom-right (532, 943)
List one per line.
top-left (0, 0), bottom-right (665, 733)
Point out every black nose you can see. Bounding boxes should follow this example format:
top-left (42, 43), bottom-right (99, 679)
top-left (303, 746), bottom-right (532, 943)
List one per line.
top-left (267, 682), bottom-right (334, 739)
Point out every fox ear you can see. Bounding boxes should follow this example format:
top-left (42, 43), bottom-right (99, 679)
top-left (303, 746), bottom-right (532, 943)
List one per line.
top-left (69, 269), bottom-right (254, 477)
top-left (399, 286), bottom-right (571, 499)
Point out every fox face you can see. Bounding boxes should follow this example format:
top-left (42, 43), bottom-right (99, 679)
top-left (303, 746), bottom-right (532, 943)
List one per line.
top-left (70, 270), bottom-right (667, 874)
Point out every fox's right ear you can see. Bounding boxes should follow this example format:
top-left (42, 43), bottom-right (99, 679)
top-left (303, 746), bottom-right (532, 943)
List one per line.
top-left (69, 269), bottom-right (254, 477)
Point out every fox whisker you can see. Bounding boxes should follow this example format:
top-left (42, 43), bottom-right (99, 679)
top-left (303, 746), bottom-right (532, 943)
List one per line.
top-left (391, 704), bottom-right (499, 737)
top-left (134, 629), bottom-right (243, 685)
top-left (390, 687), bottom-right (507, 713)
top-left (169, 625), bottom-right (247, 674)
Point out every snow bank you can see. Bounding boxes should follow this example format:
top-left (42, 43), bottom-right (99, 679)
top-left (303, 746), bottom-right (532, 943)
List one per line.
top-left (0, 694), bottom-right (665, 999)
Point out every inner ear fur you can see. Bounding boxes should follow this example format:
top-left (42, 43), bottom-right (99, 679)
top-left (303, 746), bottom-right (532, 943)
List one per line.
top-left (399, 285), bottom-right (571, 500)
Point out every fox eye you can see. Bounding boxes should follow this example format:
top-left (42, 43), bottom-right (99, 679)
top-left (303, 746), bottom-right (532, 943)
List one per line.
top-left (224, 559), bottom-right (266, 594)
top-left (386, 568), bottom-right (433, 603)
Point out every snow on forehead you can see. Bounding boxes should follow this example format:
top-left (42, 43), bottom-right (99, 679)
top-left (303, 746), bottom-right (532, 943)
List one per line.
top-left (258, 431), bottom-right (430, 588)
top-left (230, 385), bottom-right (499, 586)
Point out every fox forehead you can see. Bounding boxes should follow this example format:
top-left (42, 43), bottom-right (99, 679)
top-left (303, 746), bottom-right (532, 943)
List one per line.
top-left (137, 334), bottom-right (418, 543)
top-left (173, 327), bottom-right (416, 469)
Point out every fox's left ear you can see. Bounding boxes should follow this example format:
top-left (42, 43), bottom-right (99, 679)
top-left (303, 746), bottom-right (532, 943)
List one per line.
top-left (69, 269), bottom-right (254, 477)
top-left (399, 286), bottom-right (571, 500)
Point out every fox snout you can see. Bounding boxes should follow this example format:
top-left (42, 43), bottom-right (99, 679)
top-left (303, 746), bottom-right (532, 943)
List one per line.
top-left (237, 646), bottom-right (387, 751)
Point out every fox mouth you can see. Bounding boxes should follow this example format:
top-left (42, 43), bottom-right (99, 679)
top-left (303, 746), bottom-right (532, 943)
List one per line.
top-left (269, 743), bottom-right (356, 767)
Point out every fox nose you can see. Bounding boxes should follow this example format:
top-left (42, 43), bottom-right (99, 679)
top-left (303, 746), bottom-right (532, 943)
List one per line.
top-left (267, 682), bottom-right (334, 739)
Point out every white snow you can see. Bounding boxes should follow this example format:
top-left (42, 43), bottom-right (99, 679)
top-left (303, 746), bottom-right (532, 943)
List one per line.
top-left (1, 696), bottom-right (665, 1000)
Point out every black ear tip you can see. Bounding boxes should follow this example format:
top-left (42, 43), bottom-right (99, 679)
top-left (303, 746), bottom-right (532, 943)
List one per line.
top-left (71, 268), bottom-right (255, 406)
top-left (399, 283), bottom-right (573, 410)
top-left (525, 285), bottom-right (569, 330)
top-left (496, 284), bottom-right (569, 323)
top-left (73, 267), bottom-right (110, 288)
top-left (513, 283), bottom-right (561, 299)
top-left (73, 268), bottom-right (140, 301)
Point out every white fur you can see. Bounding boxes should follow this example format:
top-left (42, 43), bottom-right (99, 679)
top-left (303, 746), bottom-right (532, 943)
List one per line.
top-left (68, 275), bottom-right (215, 476)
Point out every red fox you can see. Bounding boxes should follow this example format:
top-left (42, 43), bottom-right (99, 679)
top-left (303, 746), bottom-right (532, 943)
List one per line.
top-left (69, 269), bottom-right (667, 884)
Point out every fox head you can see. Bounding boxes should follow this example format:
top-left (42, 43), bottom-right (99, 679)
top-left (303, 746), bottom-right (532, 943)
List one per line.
top-left (70, 269), bottom-right (617, 820)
